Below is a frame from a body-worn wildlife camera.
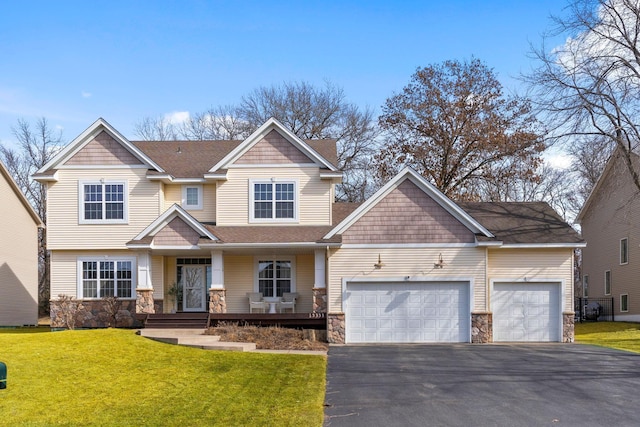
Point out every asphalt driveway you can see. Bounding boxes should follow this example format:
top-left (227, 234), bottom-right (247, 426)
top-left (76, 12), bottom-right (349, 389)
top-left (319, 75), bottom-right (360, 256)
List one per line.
top-left (324, 344), bottom-right (640, 427)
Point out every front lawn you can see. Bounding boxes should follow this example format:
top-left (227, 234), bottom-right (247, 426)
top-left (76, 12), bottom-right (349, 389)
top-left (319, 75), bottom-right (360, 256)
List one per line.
top-left (575, 321), bottom-right (640, 353)
top-left (0, 328), bottom-right (326, 426)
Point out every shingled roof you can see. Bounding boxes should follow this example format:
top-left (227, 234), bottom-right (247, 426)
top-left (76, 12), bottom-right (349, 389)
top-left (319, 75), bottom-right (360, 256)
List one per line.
top-left (458, 201), bottom-right (583, 246)
top-left (131, 138), bottom-right (339, 179)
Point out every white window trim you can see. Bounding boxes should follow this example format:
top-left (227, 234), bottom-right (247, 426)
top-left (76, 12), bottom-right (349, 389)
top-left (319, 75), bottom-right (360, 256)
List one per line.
top-left (249, 179), bottom-right (298, 223)
top-left (78, 180), bottom-right (128, 224)
top-left (604, 270), bottom-right (611, 295)
top-left (620, 238), bottom-right (629, 265)
top-left (583, 274), bottom-right (589, 298)
top-left (76, 256), bottom-right (137, 299)
top-left (253, 256), bottom-right (297, 296)
top-left (621, 294), bottom-right (629, 312)
top-left (182, 185), bottom-right (203, 210)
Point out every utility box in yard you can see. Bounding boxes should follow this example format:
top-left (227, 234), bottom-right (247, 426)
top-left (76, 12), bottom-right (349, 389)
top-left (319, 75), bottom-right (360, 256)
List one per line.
top-left (0, 361), bottom-right (6, 389)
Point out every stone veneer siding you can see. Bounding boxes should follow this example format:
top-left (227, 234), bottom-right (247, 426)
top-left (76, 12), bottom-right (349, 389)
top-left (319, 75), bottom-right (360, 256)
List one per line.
top-left (50, 299), bottom-right (143, 329)
top-left (312, 288), bottom-right (327, 313)
top-left (209, 289), bottom-right (227, 313)
top-left (327, 313), bottom-right (345, 344)
top-left (136, 288), bottom-right (155, 314)
top-left (471, 312), bottom-right (493, 343)
top-left (563, 312), bottom-right (575, 343)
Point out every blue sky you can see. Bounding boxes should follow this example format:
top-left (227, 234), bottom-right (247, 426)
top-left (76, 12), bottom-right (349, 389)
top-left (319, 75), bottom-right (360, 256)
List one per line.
top-left (0, 0), bottom-right (568, 147)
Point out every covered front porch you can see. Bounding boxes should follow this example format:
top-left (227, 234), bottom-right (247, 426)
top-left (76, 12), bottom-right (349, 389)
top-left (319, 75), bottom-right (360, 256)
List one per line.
top-left (133, 248), bottom-right (328, 318)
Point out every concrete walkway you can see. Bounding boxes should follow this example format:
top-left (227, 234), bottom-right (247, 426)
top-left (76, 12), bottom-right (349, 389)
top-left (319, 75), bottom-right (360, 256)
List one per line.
top-left (138, 328), bottom-right (326, 355)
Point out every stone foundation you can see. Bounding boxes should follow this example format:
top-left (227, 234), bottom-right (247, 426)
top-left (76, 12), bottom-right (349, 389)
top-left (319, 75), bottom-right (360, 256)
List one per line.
top-left (50, 299), bottom-right (141, 329)
top-left (471, 312), bottom-right (493, 343)
top-left (209, 289), bottom-right (227, 313)
top-left (312, 287), bottom-right (327, 313)
top-left (136, 288), bottom-right (155, 314)
top-left (563, 312), bottom-right (575, 343)
top-left (327, 313), bottom-right (345, 344)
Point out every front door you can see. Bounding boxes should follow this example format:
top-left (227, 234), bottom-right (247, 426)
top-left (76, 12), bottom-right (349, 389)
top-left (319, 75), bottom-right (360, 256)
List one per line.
top-left (182, 265), bottom-right (206, 312)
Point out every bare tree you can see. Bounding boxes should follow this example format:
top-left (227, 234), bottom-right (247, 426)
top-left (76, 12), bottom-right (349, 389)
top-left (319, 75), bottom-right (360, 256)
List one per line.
top-left (178, 105), bottom-right (249, 140)
top-left (133, 116), bottom-right (179, 141)
top-left (0, 117), bottom-right (64, 312)
top-left (527, 0), bottom-right (640, 192)
top-left (377, 58), bottom-right (545, 201)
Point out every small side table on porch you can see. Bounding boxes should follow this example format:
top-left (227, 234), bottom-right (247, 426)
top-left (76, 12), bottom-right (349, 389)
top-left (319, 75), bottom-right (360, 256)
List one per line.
top-left (263, 297), bottom-right (282, 314)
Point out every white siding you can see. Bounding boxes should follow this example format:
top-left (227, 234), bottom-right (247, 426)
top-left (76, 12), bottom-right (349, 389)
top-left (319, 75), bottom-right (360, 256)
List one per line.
top-left (328, 247), bottom-right (486, 313)
top-left (487, 248), bottom-right (574, 312)
top-left (216, 167), bottom-right (332, 226)
top-left (47, 168), bottom-right (161, 250)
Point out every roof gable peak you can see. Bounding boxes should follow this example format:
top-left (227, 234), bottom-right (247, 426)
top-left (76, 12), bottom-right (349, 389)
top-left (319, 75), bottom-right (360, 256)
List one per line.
top-left (209, 117), bottom-right (339, 172)
top-left (36, 118), bottom-right (164, 174)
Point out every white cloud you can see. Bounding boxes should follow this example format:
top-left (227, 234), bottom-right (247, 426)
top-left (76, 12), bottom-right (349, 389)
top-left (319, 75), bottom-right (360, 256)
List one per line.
top-left (81, 91), bottom-right (92, 98)
top-left (544, 150), bottom-right (572, 170)
top-left (164, 111), bottom-right (190, 125)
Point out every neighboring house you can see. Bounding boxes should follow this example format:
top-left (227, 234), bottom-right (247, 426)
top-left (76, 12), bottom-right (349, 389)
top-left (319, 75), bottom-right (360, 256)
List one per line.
top-left (0, 160), bottom-right (43, 326)
top-left (577, 148), bottom-right (640, 321)
top-left (34, 117), bottom-right (583, 342)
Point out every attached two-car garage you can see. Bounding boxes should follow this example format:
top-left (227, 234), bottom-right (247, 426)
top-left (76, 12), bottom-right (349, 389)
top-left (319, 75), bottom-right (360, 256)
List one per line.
top-left (345, 281), bottom-right (471, 343)
top-left (343, 280), bottom-right (563, 344)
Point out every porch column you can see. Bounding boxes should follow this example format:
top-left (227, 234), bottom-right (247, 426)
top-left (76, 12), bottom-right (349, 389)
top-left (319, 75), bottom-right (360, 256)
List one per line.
top-left (136, 251), bottom-right (155, 314)
top-left (312, 249), bottom-right (327, 313)
top-left (209, 250), bottom-right (226, 313)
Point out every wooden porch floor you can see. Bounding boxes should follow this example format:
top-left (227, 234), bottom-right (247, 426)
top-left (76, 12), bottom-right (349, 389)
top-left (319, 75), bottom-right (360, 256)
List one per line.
top-left (140, 312), bottom-right (326, 329)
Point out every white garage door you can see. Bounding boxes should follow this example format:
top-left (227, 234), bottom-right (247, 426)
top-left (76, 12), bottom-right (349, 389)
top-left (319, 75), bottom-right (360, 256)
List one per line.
top-left (345, 281), bottom-right (470, 343)
top-left (493, 282), bottom-right (561, 342)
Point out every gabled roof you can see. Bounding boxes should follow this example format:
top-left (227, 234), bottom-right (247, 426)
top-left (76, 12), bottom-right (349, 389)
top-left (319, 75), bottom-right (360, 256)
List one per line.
top-left (460, 202), bottom-right (584, 247)
top-left (0, 160), bottom-right (43, 227)
top-left (575, 147), bottom-right (633, 224)
top-left (34, 118), bottom-right (164, 176)
top-left (325, 167), bottom-right (493, 240)
top-left (208, 118), bottom-right (339, 173)
top-left (129, 204), bottom-right (217, 245)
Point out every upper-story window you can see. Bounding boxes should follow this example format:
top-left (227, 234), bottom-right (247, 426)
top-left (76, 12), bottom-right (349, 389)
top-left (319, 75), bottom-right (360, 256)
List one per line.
top-left (182, 185), bottom-right (203, 210)
top-left (620, 238), bottom-right (629, 265)
top-left (79, 180), bottom-right (127, 224)
top-left (249, 180), bottom-right (297, 222)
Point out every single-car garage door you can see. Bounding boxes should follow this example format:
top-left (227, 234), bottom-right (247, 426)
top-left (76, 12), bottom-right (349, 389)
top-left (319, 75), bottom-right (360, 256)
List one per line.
top-left (493, 282), bottom-right (561, 342)
top-left (345, 281), bottom-right (470, 343)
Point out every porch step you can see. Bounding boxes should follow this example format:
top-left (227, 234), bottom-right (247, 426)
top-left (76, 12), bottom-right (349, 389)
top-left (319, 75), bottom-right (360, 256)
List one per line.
top-left (143, 313), bottom-right (209, 329)
top-left (137, 328), bottom-right (256, 352)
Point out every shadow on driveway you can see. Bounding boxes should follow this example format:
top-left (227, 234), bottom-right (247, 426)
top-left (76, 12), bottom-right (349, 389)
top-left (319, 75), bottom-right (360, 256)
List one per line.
top-left (324, 344), bottom-right (640, 427)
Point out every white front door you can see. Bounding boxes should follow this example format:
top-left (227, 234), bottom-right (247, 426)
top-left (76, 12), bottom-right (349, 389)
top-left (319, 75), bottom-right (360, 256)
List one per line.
top-left (182, 265), bottom-right (206, 312)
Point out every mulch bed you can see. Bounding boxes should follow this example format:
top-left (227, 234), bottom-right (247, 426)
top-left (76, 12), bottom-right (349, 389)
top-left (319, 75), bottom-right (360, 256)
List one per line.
top-left (206, 323), bottom-right (328, 351)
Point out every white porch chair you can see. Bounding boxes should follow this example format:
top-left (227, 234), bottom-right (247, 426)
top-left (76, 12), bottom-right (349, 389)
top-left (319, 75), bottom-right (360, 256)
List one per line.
top-left (278, 292), bottom-right (298, 313)
top-left (247, 292), bottom-right (268, 313)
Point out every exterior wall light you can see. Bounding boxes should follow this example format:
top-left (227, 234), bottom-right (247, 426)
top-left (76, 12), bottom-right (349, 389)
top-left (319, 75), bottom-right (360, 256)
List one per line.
top-left (434, 253), bottom-right (445, 269)
top-left (374, 254), bottom-right (385, 269)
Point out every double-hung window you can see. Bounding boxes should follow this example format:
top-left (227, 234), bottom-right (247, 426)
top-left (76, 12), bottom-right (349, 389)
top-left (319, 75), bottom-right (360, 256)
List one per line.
top-left (256, 258), bottom-right (295, 297)
top-left (250, 180), bottom-right (297, 222)
top-left (604, 270), bottom-right (611, 295)
top-left (79, 180), bottom-right (127, 224)
top-left (78, 258), bottom-right (135, 299)
top-left (182, 185), bottom-right (203, 210)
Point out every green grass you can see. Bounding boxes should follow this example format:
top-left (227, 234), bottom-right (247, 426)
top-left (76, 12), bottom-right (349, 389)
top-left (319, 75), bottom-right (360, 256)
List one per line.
top-left (0, 328), bottom-right (326, 426)
top-left (575, 321), bottom-right (640, 353)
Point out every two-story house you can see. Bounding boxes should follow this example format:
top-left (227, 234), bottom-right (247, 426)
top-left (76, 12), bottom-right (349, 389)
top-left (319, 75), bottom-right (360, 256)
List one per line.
top-left (0, 159), bottom-right (43, 326)
top-left (36, 117), bottom-right (583, 343)
top-left (577, 148), bottom-right (640, 321)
